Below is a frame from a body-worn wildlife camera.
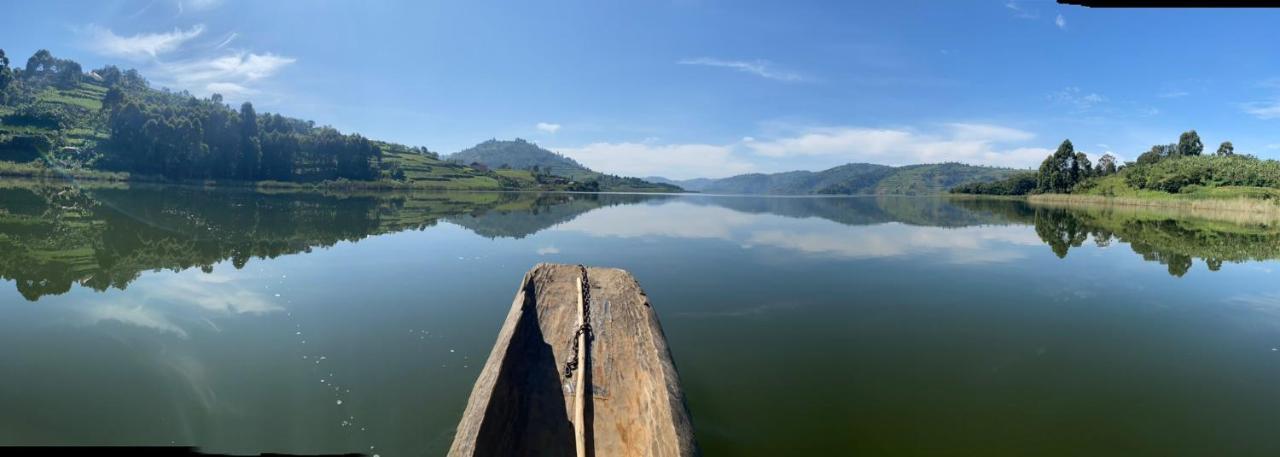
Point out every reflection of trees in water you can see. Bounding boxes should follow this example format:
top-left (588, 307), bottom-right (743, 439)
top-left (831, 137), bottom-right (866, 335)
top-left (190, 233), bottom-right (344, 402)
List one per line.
top-left (952, 198), bottom-right (1280, 277)
top-left (0, 186), bottom-right (668, 301)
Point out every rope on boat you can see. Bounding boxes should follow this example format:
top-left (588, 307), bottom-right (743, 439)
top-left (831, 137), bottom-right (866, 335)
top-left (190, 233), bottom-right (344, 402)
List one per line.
top-left (563, 264), bottom-right (592, 379)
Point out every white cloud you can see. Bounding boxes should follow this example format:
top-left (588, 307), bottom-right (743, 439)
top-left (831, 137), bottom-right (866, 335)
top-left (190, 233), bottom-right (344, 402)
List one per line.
top-left (536, 246), bottom-right (560, 255)
top-left (81, 24), bottom-right (293, 99)
top-left (1055, 14), bottom-right (1067, 29)
top-left (1049, 86), bottom-right (1107, 111)
top-left (554, 142), bottom-right (755, 180)
top-left (1243, 100), bottom-right (1280, 119)
top-left (677, 57), bottom-right (805, 82)
top-left (742, 123), bottom-right (1048, 168)
top-left (1159, 90), bottom-right (1189, 98)
top-left (947, 123), bottom-right (1036, 142)
top-left (536, 122), bottom-right (562, 134)
top-left (84, 24), bottom-right (205, 60)
top-left (155, 52), bottom-right (296, 97)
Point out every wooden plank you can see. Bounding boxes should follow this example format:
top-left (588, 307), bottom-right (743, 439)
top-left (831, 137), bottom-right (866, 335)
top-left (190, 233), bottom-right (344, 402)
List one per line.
top-left (574, 275), bottom-right (589, 457)
top-left (448, 263), bottom-right (699, 457)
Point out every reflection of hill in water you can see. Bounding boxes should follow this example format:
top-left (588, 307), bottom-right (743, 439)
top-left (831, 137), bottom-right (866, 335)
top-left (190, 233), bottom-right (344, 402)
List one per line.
top-left (0, 186), bottom-right (667, 301)
top-left (685, 195), bottom-right (1018, 227)
top-left (951, 198), bottom-right (1280, 277)
top-left (447, 194), bottom-right (674, 239)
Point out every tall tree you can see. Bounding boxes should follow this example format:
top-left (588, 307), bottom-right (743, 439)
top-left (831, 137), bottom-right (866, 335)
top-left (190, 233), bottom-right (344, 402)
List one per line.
top-left (1036, 139), bottom-right (1083, 193)
top-left (101, 87), bottom-right (125, 112)
top-left (0, 48), bottom-right (12, 104)
top-left (1095, 153), bottom-right (1118, 175)
top-left (24, 49), bottom-right (53, 75)
top-left (1216, 141), bottom-right (1234, 157)
top-left (1176, 130), bottom-right (1203, 157)
top-left (1074, 152), bottom-right (1093, 179)
top-left (237, 102), bottom-right (261, 180)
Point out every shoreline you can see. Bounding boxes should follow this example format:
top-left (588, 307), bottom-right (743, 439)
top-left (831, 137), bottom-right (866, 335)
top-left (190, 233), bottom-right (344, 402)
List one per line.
top-left (1025, 193), bottom-right (1280, 226)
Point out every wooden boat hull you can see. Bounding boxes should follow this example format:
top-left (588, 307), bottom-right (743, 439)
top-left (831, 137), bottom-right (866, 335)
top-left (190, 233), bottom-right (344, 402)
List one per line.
top-left (449, 263), bottom-right (698, 457)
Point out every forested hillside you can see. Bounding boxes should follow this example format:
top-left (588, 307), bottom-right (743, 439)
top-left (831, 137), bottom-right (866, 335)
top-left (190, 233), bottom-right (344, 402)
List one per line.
top-left (656, 162), bottom-right (1020, 195)
top-left (0, 48), bottom-right (671, 192)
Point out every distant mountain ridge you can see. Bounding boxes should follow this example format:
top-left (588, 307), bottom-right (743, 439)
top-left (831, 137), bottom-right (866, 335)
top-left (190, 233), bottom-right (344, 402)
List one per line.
top-left (447, 139), bottom-right (681, 192)
top-left (653, 162), bottom-right (1023, 195)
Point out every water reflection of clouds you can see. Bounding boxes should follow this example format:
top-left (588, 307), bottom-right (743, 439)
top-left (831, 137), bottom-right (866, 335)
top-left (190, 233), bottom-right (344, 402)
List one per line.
top-left (554, 202), bottom-right (1040, 264)
top-left (82, 269), bottom-right (282, 338)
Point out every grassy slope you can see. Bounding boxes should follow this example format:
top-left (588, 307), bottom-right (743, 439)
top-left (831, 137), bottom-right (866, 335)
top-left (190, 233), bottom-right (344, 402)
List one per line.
top-left (379, 148), bottom-right (505, 190)
top-left (1, 81), bottom-right (110, 145)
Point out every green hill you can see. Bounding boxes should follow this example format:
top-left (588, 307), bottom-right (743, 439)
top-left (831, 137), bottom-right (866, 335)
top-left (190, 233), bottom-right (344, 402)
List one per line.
top-left (659, 162), bottom-right (1020, 195)
top-left (446, 139), bottom-right (682, 192)
top-left (449, 139), bottom-right (593, 179)
top-left (0, 49), bottom-right (608, 192)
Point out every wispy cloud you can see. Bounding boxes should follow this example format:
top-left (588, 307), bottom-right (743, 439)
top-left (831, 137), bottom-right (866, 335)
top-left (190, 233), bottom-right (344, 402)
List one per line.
top-left (213, 32), bottom-right (238, 50)
top-left (677, 57), bottom-right (805, 82)
top-left (1158, 90), bottom-right (1189, 98)
top-left (1243, 100), bottom-right (1280, 119)
top-left (1049, 86), bottom-right (1107, 111)
top-left (1055, 14), bottom-right (1067, 29)
top-left (83, 24), bottom-right (205, 60)
top-left (536, 122), bottom-right (562, 134)
top-left (1004, 1), bottom-right (1038, 19)
top-left (156, 52), bottom-right (296, 97)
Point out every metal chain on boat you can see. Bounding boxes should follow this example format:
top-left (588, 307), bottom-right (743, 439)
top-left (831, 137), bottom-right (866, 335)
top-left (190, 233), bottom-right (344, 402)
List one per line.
top-left (563, 265), bottom-right (592, 379)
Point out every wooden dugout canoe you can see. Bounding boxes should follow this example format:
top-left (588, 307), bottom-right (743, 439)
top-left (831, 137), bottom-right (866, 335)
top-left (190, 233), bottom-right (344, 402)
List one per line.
top-left (448, 263), bottom-right (699, 457)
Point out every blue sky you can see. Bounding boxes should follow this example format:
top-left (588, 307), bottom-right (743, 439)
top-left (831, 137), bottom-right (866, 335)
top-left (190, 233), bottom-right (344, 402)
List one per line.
top-left (6, 0), bottom-right (1280, 179)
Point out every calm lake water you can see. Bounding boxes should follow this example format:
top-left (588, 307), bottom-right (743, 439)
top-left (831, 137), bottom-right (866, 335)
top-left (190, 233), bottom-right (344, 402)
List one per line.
top-left (2, 184), bottom-right (1279, 456)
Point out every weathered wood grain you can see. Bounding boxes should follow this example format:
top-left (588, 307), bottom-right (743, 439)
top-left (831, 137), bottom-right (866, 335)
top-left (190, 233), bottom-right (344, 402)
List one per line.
top-left (448, 263), bottom-right (699, 457)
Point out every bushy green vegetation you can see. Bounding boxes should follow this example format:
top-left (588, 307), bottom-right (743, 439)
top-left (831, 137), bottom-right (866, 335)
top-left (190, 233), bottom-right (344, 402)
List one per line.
top-left (1121, 155), bottom-right (1280, 193)
top-left (952, 129), bottom-right (1280, 204)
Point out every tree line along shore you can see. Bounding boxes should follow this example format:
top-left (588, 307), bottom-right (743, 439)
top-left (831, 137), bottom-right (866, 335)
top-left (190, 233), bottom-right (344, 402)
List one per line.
top-left (950, 130), bottom-right (1280, 216)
